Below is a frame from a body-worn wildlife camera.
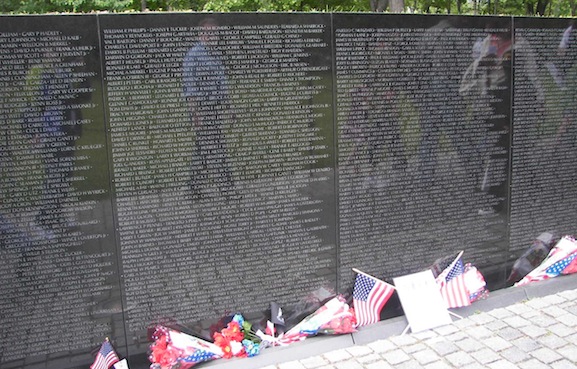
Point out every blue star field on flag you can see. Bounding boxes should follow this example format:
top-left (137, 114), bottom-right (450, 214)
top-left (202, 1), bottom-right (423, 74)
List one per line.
top-left (181, 349), bottom-right (215, 364)
top-left (446, 259), bottom-right (465, 282)
top-left (353, 274), bottom-right (375, 301)
top-left (546, 252), bottom-right (577, 277)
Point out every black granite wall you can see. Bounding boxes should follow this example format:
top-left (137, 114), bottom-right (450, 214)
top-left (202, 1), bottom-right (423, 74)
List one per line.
top-left (0, 13), bottom-right (575, 369)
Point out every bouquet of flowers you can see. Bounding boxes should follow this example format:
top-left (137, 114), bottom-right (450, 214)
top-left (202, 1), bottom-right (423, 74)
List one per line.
top-left (278, 295), bottom-right (356, 344)
top-left (149, 326), bottom-right (223, 369)
top-left (212, 314), bottom-right (262, 359)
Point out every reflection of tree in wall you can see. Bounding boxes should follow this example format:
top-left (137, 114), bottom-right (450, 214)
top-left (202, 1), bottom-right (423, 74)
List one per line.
top-left (370, 0), bottom-right (405, 12)
top-left (525, 0), bottom-right (550, 15)
top-left (2, 0), bottom-right (575, 15)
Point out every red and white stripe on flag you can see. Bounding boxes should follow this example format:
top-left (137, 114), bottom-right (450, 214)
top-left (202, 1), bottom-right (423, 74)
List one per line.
top-left (277, 332), bottom-right (307, 345)
top-left (439, 273), bottom-right (471, 308)
top-left (354, 281), bottom-right (394, 326)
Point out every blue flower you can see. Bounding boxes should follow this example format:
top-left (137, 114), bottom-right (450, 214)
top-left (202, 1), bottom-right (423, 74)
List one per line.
top-left (242, 339), bottom-right (260, 357)
top-left (232, 314), bottom-right (244, 327)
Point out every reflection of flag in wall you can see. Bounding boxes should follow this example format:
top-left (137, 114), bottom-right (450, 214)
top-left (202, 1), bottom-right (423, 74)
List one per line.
top-left (435, 251), bottom-right (471, 308)
top-left (431, 251), bottom-right (462, 278)
top-left (91, 340), bottom-right (120, 369)
top-left (352, 272), bottom-right (395, 327)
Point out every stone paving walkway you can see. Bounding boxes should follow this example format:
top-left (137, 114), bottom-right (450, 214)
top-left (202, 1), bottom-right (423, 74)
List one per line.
top-left (203, 275), bottom-right (577, 369)
top-left (253, 288), bottom-right (577, 369)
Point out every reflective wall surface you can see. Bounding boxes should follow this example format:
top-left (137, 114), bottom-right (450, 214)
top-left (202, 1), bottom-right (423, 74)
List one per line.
top-left (0, 13), bottom-right (575, 368)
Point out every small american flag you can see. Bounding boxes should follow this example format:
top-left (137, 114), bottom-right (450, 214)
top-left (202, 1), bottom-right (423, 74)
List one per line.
top-left (436, 252), bottom-right (470, 308)
top-left (436, 251), bottom-right (465, 287)
top-left (430, 252), bottom-right (461, 278)
top-left (91, 340), bottom-right (119, 369)
top-left (353, 273), bottom-right (394, 327)
top-left (439, 272), bottom-right (471, 308)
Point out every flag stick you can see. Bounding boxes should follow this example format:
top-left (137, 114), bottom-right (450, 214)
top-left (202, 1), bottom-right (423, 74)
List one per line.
top-left (442, 250), bottom-right (465, 273)
top-left (455, 250), bottom-right (464, 262)
top-left (450, 250), bottom-right (465, 269)
top-left (352, 268), bottom-right (396, 289)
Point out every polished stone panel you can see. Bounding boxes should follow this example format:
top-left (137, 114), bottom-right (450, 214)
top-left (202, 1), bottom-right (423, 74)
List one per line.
top-left (510, 17), bottom-right (577, 254)
top-left (0, 15), bottom-right (122, 368)
top-left (334, 14), bottom-right (512, 292)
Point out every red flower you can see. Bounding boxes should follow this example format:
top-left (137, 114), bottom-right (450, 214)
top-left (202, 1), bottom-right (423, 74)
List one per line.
top-left (221, 321), bottom-right (244, 342)
top-left (213, 332), bottom-right (233, 359)
top-left (149, 335), bottom-right (182, 369)
top-left (213, 321), bottom-right (249, 358)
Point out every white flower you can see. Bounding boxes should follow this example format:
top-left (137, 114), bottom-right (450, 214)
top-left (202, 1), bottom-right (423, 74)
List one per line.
top-left (230, 340), bottom-right (244, 355)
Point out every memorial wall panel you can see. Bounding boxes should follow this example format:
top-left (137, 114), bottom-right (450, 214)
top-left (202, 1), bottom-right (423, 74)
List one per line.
top-left (510, 17), bottom-right (577, 252)
top-left (0, 15), bottom-right (122, 368)
top-left (333, 14), bottom-right (512, 289)
top-left (98, 12), bottom-right (336, 357)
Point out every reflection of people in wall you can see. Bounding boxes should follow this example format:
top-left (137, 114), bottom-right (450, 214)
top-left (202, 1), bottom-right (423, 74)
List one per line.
top-left (460, 26), bottom-right (543, 215)
top-left (22, 50), bottom-right (83, 229)
top-left (553, 21), bottom-right (576, 144)
top-left (416, 19), bottom-right (467, 186)
top-left (459, 28), bottom-right (512, 214)
top-left (182, 18), bottom-right (235, 199)
top-left (342, 40), bottom-right (407, 185)
top-left (547, 20), bottom-right (575, 90)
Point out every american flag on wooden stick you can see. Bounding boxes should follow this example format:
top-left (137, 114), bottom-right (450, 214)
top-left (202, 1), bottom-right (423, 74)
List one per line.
top-left (352, 271), bottom-right (395, 327)
top-left (435, 251), bottom-right (471, 308)
top-left (90, 340), bottom-right (119, 369)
